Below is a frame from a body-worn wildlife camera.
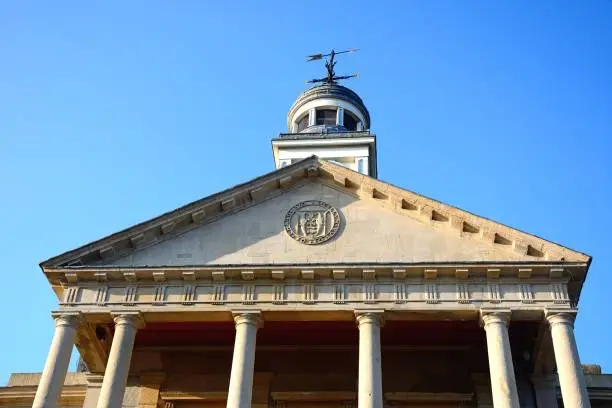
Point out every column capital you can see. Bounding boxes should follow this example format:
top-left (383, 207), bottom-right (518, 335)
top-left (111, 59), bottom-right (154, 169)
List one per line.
top-left (232, 311), bottom-right (263, 328)
top-left (51, 311), bottom-right (83, 328)
top-left (479, 309), bottom-right (511, 327)
top-left (355, 310), bottom-right (385, 327)
top-left (545, 309), bottom-right (577, 327)
top-left (111, 311), bottom-right (145, 329)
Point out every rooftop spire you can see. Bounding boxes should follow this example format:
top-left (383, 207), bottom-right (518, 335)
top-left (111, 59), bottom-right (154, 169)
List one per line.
top-left (306, 48), bottom-right (359, 85)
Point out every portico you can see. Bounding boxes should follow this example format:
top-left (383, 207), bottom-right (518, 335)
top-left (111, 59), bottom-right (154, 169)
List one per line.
top-left (23, 77), bottom-right (598, 407)
top-left (31, 293), bottom-right (590, 408)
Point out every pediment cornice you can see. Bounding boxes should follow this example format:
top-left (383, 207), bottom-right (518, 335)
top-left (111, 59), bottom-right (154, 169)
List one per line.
top-left (47, 263), bottom-right (583, 286)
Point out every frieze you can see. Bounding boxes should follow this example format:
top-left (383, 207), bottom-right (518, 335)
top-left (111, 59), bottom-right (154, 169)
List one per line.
top-left (551, 283), bottom-right (570, 304)
top-left (60, 279), bottom-right (574, 312)
top-left (456, 283), bottom-right (471, 304)
top-left (424, 283), bottom-right (440, 304)
top-left (64, 287), bottom-right (80, 305)
top-left (487, 283), bottom-right (502, 304)
top-left (182, 285), bottom-right (196, 305)
top-left (123, 285), bottom-right (137, 306)
top-left (334, 284), bottom-right (347, 304)
top-left (153, 285), bottom-right (166, 305)
top-left (363, 283), bottom-right (376, 304)
top-left (518, 283), bottom-right (535, 304)
top-left (212, 284), bottom-right (225, 304)
top-left (242, 285), bottom-right (255, 305)
top-left (95, 286), bottom-right (108, 306)
top-left (303, 284), bottom-right (316, 304)
top-left (273, 284), bottom-right (286, 304)
top-left (394, 283), bottom-right (407, 304)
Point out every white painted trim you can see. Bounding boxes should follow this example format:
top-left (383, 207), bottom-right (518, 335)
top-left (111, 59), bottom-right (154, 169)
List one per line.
top-left (272, 137), bottom-right (374, 147)
top-left (278, 147), bottom-right (369, 159)
top-left (336, 107), bottom-right (344, 127)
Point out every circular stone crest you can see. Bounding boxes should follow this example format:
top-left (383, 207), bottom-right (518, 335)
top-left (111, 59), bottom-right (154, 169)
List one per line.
top-left (284, 200), bottom-right (341, 245)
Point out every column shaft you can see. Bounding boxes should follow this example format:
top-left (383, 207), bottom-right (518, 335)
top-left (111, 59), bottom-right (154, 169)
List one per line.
top-left (547, 312), bottom-right (591, 408)
top-left (33, 312), bottom-right (81, 408)
top-left (481, 311), bottom-right (520, 408)
top-left (356, 312), bottom-right (384, 408)
top-left (96, 312), bottom-right (143, 408)
top-left (226, 312), bottom-right (261, 408)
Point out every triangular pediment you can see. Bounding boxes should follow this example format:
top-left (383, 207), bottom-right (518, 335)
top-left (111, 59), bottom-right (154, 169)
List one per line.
top-left (41, 157), bottom-right (590, 270)
top-left (100, 181), bottom-right (548, 267)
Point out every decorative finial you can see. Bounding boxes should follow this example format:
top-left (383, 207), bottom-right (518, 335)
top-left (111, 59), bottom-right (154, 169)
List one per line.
top-left (306, 48), bottom-right (359, 85)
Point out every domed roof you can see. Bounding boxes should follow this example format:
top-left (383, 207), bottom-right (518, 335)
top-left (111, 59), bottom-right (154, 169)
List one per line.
top-left (287, 83), bottom-right (370, 132)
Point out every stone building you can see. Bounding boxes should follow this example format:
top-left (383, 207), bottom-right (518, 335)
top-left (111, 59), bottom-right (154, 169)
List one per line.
top-left (1, 81), bottom-right (611, 408)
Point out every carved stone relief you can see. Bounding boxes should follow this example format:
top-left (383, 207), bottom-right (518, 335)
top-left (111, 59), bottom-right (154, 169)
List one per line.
top-left (284, 200), bottom-right (341, 245)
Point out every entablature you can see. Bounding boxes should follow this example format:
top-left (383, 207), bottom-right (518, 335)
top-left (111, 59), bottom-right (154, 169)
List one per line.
top-left (54, 264), bottom-right (577, 322)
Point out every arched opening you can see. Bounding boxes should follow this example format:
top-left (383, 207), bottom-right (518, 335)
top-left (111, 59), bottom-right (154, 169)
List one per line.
top-left (343, 111), bottom-right (358, 131)
top-left (316, 108), bottom-right (337, 126)
top-left (296, 113), bottom-right (309, 132)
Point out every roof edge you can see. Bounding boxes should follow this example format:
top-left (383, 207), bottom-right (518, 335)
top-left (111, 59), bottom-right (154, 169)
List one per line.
top-left (39, 156), bottom-right (321, 268)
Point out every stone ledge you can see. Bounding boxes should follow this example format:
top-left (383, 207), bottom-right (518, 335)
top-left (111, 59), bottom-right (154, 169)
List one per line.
top-left (6, 372), bottom-right (86, 387)
top-left (47, 264), bottom-right (581, 285)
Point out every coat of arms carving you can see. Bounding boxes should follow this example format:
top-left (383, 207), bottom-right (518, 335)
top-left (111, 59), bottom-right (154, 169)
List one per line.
top-left (284, 200), bottom-right (341, 245)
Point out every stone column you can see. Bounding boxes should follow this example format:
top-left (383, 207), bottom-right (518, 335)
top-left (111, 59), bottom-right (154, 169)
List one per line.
top-left (546, 311), bottom-right (591, 408)
top-left (226, 312), bottom-right (262, 408)
top-left (33, 312), bottom-right (82, 408)
top-left (355, 311), bottom-right (384, 408)
top-left (480, 310), bottom-right (520, 408)
top-left (96, 312), bottom-right (144, 408)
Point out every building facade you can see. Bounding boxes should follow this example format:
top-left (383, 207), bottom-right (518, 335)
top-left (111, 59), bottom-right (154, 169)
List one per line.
top-left (1, 82), bottom-right (611, 408)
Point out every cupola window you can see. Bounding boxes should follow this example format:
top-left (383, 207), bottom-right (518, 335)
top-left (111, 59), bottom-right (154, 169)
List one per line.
top-left (316, 109), bottom-right (337, 126)
top-left (296, 114), bottom-right (309, 132)
top-left (343, 111), bottom-right (358, 131)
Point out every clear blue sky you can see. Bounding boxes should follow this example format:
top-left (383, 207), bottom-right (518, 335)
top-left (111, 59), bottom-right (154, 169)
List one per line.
top-left (1, 1), bottom-right (611, 384)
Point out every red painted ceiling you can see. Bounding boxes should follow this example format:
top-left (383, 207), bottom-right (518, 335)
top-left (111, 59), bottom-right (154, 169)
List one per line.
top-left (134, 320), bottom-right (537, 349)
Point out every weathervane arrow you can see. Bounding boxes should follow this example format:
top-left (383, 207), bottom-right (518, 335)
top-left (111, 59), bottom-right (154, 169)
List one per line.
top-left (306, 48), bottom-right (359, 85)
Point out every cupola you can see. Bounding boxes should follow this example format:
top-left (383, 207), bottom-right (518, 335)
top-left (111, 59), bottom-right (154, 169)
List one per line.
top-left (287, 83), bottom-right (370, 134)
top-left (271, 50), bottom-right (377, 177)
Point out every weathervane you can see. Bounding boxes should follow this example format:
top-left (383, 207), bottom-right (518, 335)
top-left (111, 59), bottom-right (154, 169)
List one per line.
top-left (306, 48), bottom-right (359, 85)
